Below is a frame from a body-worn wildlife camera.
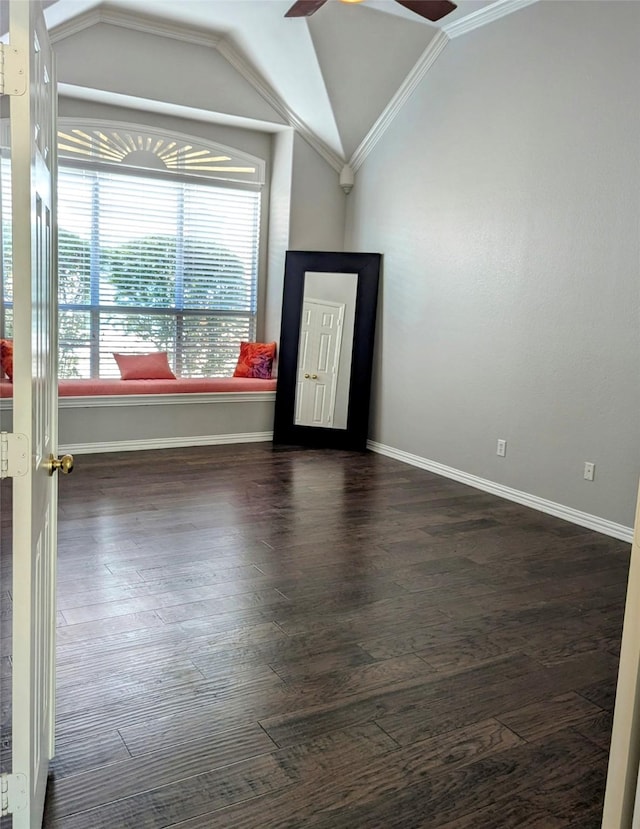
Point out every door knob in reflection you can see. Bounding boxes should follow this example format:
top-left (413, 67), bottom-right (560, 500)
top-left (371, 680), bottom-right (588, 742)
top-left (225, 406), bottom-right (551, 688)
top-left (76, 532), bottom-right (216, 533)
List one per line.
top-left (47, 453), bottom-right (74, 476)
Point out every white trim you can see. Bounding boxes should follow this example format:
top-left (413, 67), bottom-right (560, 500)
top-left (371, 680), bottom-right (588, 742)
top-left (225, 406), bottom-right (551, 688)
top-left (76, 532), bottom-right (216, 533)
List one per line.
top-left (1, 391), bottom-right (276, 410)
top-left (58, 391), bottom-right (276, 409)
top-left (216, 39), bottom-right (344, 174)
top-left (442, 0), bottom-right (539, 39)
top-left (60, 431), bottom-right (274, 455)
top-left (50, 7), bottom-right (344, 174)
top-left (57, 83), bottom-right (286, 135)
top-left (49, 1), bottom-right (540, 179)
top-left (602, 487), bottom-right (640, 825)
top-left (367, 440), bottom-right (633, 543)
top-left (349, 0), bottom-right (540, 171)
top-left (349, 32), bottom-right (449, 172)
top-left (49, 8), bottom-right (220, 49)
top-left (48, 8), bottom-right (103, 44)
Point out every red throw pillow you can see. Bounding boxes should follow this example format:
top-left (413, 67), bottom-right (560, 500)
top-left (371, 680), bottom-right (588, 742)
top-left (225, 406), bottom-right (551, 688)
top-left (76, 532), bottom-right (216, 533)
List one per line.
top-left (113, 352), bottom-right (176, 380)
top-left (233, 341), bottom-right (276, 379)
top-left (0, 339), bottom-right (13, 381)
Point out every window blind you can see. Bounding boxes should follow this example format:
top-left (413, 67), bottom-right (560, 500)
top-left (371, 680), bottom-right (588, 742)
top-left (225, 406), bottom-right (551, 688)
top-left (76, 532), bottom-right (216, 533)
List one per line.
top-left (58, 165), bottom-right (261, 379)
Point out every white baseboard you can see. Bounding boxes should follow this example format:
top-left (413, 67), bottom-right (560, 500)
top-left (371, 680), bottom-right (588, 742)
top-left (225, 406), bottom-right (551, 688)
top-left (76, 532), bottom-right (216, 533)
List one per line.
top-left (367, 440), bottom-right (633, 543)
top-left (61, 431), bottom-right (274, 455)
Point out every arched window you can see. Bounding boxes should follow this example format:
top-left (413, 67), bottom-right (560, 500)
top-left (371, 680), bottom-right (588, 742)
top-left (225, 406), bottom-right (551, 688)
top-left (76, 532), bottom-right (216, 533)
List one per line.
top-left (57, 121), bottom-right (265, 184)
top-left (56, 120), bottom-right (264, 379)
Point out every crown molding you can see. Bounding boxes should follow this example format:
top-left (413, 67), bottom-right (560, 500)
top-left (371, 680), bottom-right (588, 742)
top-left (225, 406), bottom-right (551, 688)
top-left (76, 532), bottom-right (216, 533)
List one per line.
top-left (442, 0), bottom-right (539, 39)
top-left (216, 39), bottom-right (344, 173)
top-left (50, 5), bottom-right (344, 174)
top-left (49, 8), bottom-right (101, 43)
top-left (349, 30), bottom-right (449, 173)
top-left (349, 0), bottom-right (540, 172)
top-left (50, 1), bottom-right (540, 177)
top-left (49, 9), bottom-right (102, 43)
top-left (50, 6), bottom-right (220, 48)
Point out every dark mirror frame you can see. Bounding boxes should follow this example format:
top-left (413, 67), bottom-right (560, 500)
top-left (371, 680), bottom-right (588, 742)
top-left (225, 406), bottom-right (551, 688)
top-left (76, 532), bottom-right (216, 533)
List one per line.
top-left (273, 250), bottom-right (381, 451)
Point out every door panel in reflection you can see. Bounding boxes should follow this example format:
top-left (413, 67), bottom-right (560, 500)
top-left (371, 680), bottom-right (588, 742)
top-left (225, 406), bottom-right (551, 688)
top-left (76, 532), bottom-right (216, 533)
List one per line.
top-left (293, 271), bottom-right (357, 430)
top-left (295, 298), bottom-right (344, 427)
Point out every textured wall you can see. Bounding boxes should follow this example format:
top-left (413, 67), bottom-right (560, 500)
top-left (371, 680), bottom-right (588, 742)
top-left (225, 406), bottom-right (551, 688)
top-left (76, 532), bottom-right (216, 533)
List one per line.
top-left (290, 133), bottom-right (346, 251)
top-left (57, 399), bottom-right (275, 451)
top-left (346, 1), bottom-right (640, 527)
top-left (55, 23), bottom-right (285, 126)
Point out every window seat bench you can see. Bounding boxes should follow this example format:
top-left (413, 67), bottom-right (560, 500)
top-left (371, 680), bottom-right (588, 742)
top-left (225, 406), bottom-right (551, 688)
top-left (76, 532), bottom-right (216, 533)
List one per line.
top-left (0, 377), bottom-right (277, 454)
top-left (1, 377), bottom-right (277, 397)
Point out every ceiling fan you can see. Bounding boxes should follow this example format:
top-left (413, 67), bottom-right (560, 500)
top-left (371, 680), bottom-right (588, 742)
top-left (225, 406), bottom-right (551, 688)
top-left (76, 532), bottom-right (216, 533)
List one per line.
top-left (285, 0), bottom-right (457, 23)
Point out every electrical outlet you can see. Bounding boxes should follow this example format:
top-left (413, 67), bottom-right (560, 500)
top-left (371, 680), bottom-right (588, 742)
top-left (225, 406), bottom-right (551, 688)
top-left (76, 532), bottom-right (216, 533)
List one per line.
top-left (584, 462), bottom-right (595, 481)
top-left (497, 439), bottom-right (506, 457)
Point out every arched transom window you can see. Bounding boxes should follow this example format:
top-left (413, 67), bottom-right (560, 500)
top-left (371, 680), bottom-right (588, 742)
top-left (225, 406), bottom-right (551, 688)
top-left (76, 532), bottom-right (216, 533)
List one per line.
top-left (58, 120), bottom-right (265, 185)
top-left (52, 120), bottom-right (265, 379)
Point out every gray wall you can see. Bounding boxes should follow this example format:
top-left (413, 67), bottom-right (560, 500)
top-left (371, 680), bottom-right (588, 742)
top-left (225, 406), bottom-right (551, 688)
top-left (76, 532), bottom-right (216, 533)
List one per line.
top-left (55, 22), bottom-right (286, 127)
top-left (290, 133), bottom-right (346, 252)
top-left (51, 24), bottom-right (346, 446)
top-left (265, 132), bottom-right (347, 351)
top-left (346, 0), bottom-right (640, 527)
top-left (57, 398), bottom-right (276, 452)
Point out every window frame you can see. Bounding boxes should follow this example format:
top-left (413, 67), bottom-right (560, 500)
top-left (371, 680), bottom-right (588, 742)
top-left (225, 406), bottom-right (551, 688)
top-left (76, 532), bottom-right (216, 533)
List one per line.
top-left (1, 118), bottom-right (267, 377)
top-left (57, 159), bottom-right (262, 379)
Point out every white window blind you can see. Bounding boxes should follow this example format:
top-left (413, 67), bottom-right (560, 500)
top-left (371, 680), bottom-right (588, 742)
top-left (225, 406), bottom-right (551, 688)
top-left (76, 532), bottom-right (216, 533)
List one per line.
top-left (58, 165), bottom-right (261, 379)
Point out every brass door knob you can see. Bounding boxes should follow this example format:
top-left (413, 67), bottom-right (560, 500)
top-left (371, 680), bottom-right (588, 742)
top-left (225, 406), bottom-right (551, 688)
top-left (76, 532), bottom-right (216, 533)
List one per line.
top-left (47, 453), bottom-right (74, 476)
top-left (311, 374), bottom-right (318, 379)
top-left (304, 373), bottom-right (310, 378)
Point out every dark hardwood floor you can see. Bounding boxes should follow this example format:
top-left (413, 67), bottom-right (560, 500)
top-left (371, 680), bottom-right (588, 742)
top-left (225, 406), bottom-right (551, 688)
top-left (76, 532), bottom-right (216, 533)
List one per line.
top-left (1, 443), bottom-right (632, 827)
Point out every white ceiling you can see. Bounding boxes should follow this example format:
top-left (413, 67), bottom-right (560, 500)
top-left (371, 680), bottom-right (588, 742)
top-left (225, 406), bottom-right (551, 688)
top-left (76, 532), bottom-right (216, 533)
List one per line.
top-left (45, 0), bottom-right (524, 165)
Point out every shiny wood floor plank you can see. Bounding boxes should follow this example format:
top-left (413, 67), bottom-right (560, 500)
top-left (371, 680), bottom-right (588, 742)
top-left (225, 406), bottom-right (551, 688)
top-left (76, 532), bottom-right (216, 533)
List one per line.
top-left (0, 445), bottom-right (627, 828)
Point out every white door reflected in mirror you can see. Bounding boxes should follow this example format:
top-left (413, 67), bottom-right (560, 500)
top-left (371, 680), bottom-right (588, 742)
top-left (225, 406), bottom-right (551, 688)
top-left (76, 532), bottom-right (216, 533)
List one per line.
top-left (295, 298), bottom-right (344, 427)
top-left (294, 271), bottom-right (357, 429)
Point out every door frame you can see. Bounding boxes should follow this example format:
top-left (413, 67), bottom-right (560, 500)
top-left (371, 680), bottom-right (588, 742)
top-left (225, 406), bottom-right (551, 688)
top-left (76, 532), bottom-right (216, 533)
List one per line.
top-left (5, 1), bottom-right (58, 826)
top-left (602, 480), bottom-right (640, 828)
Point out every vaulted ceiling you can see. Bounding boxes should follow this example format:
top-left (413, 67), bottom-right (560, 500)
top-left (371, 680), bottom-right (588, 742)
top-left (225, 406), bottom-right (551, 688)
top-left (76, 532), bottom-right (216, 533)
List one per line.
top-left (45, 0), bottom-right (536, 171)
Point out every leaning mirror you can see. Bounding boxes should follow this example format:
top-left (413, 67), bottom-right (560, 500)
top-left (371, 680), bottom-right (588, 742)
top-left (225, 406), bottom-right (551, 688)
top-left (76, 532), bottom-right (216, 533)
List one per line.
top-left (295, 270), bottom-right (357, 430)
top-left (273, 251), bottom-right (381, 451)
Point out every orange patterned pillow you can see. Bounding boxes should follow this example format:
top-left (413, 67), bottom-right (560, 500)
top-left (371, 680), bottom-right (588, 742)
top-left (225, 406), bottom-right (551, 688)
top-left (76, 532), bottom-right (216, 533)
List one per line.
top-left (233, 341), bottom-right (276, 379)
top-left (0, 339), bottom-right (13, 381)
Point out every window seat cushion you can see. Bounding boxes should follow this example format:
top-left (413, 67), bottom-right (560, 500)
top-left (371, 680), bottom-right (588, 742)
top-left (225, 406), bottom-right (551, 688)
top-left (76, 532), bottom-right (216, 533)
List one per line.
top-left (0, 377), bottom-right (276, 397)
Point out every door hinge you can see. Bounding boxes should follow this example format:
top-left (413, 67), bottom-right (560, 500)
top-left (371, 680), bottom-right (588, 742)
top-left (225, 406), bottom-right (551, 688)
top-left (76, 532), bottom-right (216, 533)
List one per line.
top-left (1, 773), bottom-right (28, 816)
top-left (0, 432), bottom-right (29, 478)
top-left (0, 43), bottom-right (27, 96)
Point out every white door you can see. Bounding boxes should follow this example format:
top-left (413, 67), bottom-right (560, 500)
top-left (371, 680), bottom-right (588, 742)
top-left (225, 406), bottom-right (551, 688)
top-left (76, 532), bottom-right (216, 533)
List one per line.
top-left (602, 480), bottom-right (640, 829)
top-left (5, 2), bottom-right (59, 826)
top-left (295, 298), bottom-right (344, 428)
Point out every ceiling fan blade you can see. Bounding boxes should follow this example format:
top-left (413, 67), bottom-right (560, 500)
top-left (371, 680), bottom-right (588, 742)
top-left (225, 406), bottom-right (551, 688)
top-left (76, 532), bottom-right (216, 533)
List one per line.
top-left (394, 0), bottom-right (457, 22)
top-left (285, 0), bottom-right (329, 17)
